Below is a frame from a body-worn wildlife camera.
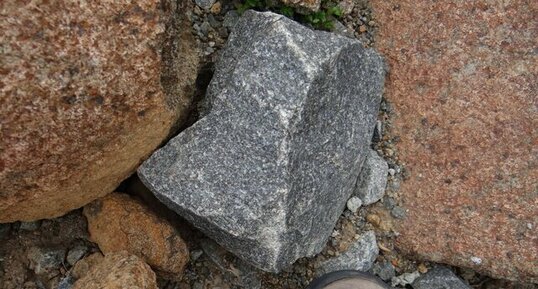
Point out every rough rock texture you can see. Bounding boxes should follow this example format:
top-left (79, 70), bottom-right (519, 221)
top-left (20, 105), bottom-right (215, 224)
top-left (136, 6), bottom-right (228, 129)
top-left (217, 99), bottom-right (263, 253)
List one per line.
top-left (354, 149), bottom-right (388, 205)
top-left (280, 0), bottom-right (321, 13)
top-left (412, 267), bottom-right (472, 289)
top-left (139, 11), bottom-right (385, 272)
top-left (0, 0), bottom-right (198, 222)
top-left (72, 251), bottom-right (157, 289)
top-left (371, 0), bottom-right (538, 282)
top-left (83, 193), bottom-right (189, 280)
top-left (316, 231), bottom-right (378, 276)
top-left (26, 247), bottom-right (65, 275)
top-left (72, 253), bottom-right (105, 280)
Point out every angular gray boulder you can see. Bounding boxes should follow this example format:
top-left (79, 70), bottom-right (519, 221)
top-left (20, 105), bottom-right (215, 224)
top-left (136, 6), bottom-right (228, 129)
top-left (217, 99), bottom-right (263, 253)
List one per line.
top-left (138, 10), bottom-right (385, 272)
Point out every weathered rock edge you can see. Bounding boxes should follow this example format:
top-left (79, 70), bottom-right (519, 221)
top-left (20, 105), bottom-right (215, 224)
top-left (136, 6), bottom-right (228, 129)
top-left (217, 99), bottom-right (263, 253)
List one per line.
top-left (139, 11), bottom-right (385, 272)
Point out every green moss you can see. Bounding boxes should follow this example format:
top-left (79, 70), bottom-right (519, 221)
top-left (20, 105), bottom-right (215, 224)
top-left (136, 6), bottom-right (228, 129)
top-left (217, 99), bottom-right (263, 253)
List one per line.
top-left (236, 0), bottom-right (343, 31)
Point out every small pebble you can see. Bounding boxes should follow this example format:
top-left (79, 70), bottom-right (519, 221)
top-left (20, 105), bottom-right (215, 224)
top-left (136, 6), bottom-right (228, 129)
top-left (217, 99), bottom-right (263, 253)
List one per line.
top-left (207, 14), bottom-right (220, 28)
top-left (19, 221), bottom-right (40, 231)
top-left (191, 249), bottom-right (203, 262)
top-left (388, 168), bottom-right (396, 176)
top-left (66, 245), bottom-right (88, 266)
top-left (417, 263), bottom-right (428, 274)
top-left (200, 21), bottom-right (211, 38)
top-left (193, 5), bottom-right (203, 16)
top-left (371, 261), bottom-right (396, 281)
top-left (392, 271), bottom-right (421, 287)
top-left (346, 196), bottom-right (362, 213)
top-left (470, 256), bottom-right (482, 265)
top-left (210, 1), bottom-right (222, 14)
top-left (195, 0), bottom-right (216, 10)
top-left (359, 25), bottom-right (367, 33)
top-left (27, 247), bottom-right (65, 275)
top-left (383, 197), bottom-right (396, 210)
top-left (391, 206), bottom-right (406, 219)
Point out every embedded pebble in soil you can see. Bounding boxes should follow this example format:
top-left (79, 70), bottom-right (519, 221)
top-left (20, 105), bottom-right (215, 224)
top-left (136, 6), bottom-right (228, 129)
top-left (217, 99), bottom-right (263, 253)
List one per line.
top-left (195, 0), bottom-right (216, 10)
top-left (354, 149), bottom-right (388, 205)
top-left (316, 231), bottom-right (378, 276)
top-left (371, 261), bottom-right (396, 281)
top-left (67, 245), bottom-right (89, 266)
top-left (26, 247), bottom-right (65, 275)
top-left (412, 267), bottom-right (472, 289)
top-left (346, 197), bottom-right (363, 213)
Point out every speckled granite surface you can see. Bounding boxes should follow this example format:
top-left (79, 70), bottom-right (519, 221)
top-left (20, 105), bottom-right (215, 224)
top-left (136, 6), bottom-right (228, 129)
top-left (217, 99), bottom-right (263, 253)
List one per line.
top-left (0, 0), bottom-right (198, 222)
top-left (372, 0), bottom-right (537, 282)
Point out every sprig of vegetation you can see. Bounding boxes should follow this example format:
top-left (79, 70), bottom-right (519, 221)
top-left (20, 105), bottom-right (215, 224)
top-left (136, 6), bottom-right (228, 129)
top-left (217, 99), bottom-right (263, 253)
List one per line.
top-left (236, 0), bottom-right (343, 31)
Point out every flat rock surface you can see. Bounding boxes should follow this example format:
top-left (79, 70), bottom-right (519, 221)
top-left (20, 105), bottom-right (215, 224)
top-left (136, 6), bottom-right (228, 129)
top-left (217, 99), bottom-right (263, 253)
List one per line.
top-left (372, 0), bottom-right (538, 282)
top-left (0, 0), bottom-right (198, 222)
top-left (139, 11), bottom-right (385, 272)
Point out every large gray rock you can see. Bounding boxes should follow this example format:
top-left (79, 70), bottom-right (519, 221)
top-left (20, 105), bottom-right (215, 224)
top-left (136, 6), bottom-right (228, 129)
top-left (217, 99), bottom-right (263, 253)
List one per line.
top-left (412, 267), bottom-right (472, 289)
top-left (138, 11), bottom-right (385, 272)
top-left (316, 231), bottom-right (378, 276)
top-left (354, 149), bottom-right (388, 205)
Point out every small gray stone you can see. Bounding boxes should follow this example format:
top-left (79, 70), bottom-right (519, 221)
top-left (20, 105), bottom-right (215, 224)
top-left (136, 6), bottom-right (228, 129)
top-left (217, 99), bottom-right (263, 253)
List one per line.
top-left (139, 11), bottom-right (385, 272)
top-left (66, 245), bottom-right (88, 266)
top-left (57, 276), bottom-right (74, 289)
top-left (19, 221), bottom-right (40, 231)
top-left (392, 271), bottom-right (420, 287)
top-left (354, 149), bottom-right (388, 205)
top-left (27, 247), bottom-right (65, 275)
top-left (200, 21), bottom-right (212, 38)
top-left (391, 206), bottom-right (406, 219)
top-left (412, 267), bottom-right (472, 289)
top-left (346, 196), bottom-right (362, 213)
top-left (191, 249), bottom-right (204, 262)
top-left (383, 197), bottom-right (396, 210)
top-left (317, 231), bottom-right (378, 276)
top-left (195, 0), bottom-right (216, 10)
top-left (371, 261), bottom-right (396, 281)
top-left (207, 14), bottom-right (221, 29)
top-left (388, 168), bottom-right (396, 176)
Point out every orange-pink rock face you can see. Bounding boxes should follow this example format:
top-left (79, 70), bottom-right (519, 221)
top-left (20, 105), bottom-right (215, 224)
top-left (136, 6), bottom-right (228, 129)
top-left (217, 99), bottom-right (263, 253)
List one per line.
top-left (372, 0), bottom-right (537, 282)
top-left (0, 0), bottom-right (198, 222)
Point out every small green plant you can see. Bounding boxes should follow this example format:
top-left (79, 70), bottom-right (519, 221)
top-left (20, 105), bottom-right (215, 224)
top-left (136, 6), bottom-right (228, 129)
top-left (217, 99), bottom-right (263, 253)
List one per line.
top-left (236, 0), bottom-right (343, 31)
top-left (237, 0), bottom-right (264, 14)
top-left (301, 5), bottom-right (342, 30)
top-left (279, 6), bottom-right (295, 18)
